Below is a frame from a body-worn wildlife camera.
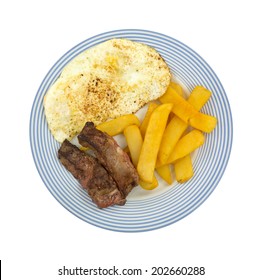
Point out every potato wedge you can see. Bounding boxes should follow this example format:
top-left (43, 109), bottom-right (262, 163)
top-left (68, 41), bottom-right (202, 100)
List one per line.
top-left (166, 130), bottom-right (205, 164)
top-left (140, 102), bottom-right (159, 138)
top-left (96, 114), bottom-right (140, 136)
top-left (189, 112), bottom-right (217, 133)
top-left (169, 82), bottom-right (184, 97)
top-left (160, 88), bottom-right (216, 133)
top-left (156, 164), bottom-right (173, 185)
top-left (187, 85), bottom-right (211, 110)
top-left (139, 175), bottom-right (158, 190)
top-left (137, 103), bottom-right (173, 183)
top-left (172, 97), bottom-right (195, 122)
top-left (157, 116), bottom-right (188, 165)
top-left (158, 85), bottom-right (212, 165)
top-left (124, 124), bottom-right (159, 190)
top-left (123, 125), bottom-right (143, 167)
top-left (159, 85), bottom-right (178, 104)
top-left (174, 155), bottom-right (194, 183)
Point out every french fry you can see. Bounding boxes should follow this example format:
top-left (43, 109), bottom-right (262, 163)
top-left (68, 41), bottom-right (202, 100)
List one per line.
top-left (174, 155), bottom-right (194, 183)
top-left (168, 82), bottom-right (184, 97)
top-left (123, 125), bottom-right (143, 167)
top-left (158, 116), bottom-right (188, 165)
top-left (123, 124), bottom-right (159, 190)
top-left (189, 113), bottom-right (217, 133)
top-left (160, 87), bottom-right (216, 133)
top-left (162, 83), bottom-right (183, 123)
top-left (96, 114), bottom-right (140, 136)
top-left (156, 164), bottom-right (173, 185)
top-left (139, 175), bottom-right (158, 190)
top-left (187, 85), bottom-right (211, 110)
top-left (140, 102), bottom-right (159, 138)
top-left (137, 103), bottom-right (173, 183)
top-left (160, 83), bottom-right (183, 103)
top-left (166, 130), bottom-right (205, 164)
top-left (158, 85), bottom-right (212, 165)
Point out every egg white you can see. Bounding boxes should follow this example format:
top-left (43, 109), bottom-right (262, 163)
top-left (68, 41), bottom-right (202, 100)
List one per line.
top-left (44, 39), bottom-right (171, 142)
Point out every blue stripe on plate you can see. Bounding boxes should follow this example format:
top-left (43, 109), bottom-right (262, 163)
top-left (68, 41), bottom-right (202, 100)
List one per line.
top-left (29, 29), bottom-right (233, 232)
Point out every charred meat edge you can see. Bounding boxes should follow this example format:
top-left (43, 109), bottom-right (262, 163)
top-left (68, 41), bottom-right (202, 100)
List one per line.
top-left (78, 122), bottom-right (139, 197)
top-left (58, 140), bottom-right (125, 208)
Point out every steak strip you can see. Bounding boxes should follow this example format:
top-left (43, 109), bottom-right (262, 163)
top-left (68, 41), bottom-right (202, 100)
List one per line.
top-left (58, 140), bottom-right (125, 208)
top-left (78, 122), bottom-right (139, 196)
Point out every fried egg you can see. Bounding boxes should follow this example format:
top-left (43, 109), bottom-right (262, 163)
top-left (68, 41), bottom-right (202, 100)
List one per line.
top-left (44, 39), bottom-right (171, 142)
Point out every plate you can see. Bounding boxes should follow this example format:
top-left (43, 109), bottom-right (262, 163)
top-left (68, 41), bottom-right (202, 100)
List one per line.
top-left (30, 29), bottom-right (233, 232)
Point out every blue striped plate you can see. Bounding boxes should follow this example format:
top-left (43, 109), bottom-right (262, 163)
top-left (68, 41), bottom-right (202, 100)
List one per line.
top-left (30, 29), bottom-right (233, 232)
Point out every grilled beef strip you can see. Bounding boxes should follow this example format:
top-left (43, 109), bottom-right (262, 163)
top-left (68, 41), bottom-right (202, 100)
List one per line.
top-left (58, 140), bottom-right (126, 208)
top-left (78, 122), bottom-right (139, 196)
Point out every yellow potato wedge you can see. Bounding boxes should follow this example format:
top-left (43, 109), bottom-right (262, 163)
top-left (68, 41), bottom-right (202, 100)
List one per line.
top-left (140, 102), bottom-right (159, 138)
top-left (156, 164), bottom-right (173, 185)
top-left (166, 130), bottom-right (205, 164)
top-left (169, 82), bottom-right (184, 97)
top-left (174, 155), bottom-right (194, 183)
top-left (159, 85), bottom-right (179, 104)
top-left (139, 175), bottom-right (159, 190)
top-left (158, 85), bottom-right (212, 165)
top-left (123, 125), bottom-right (143, 167)
top-left (124, 124), bottom-right (159, 190)
top-left (96, 114), bottom-right (140, 136)
top-left (187, 85), bottom-right (211, 110)
top-left (158, 116), bottom-right (188, 165)
top-left (137, 103), bottom-right (173, 183)
top-left (189, 112), bottom-right (217, 133)
top-left (160, 87), bottom-right (216, 133)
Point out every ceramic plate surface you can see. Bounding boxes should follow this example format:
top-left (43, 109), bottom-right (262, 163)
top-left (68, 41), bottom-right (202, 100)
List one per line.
top-left (30, 29), bottom-right (233, 232)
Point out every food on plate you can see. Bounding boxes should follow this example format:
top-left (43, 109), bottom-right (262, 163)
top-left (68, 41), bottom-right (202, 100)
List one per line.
top-left (96, 114), bottom-right (140, 136)
top-left (170, 82), bottom-right (184, 97)
top-left (166, 129), bottom-right (205, 164)
top-left (159, 86), bottom-right (217, 133)
top-left (187, 86), bottom-right (212, 110)
top-left (44, 38), bottom-right (171, 142)
top-left (123, 124), bottom-right (143, 167)
top-left (156, 164), bottom-right (173, 185)
top-left (124, 124), bottom-right (160, 190)
top-left (44, 35), bottom-right (218, 207)
top-left (78, 122), bottom-right (139, 197)
top-left (158, 85), bottom-right (212, 165)
top-left (58, 140), bottom-right (125, 208)
top-left (189, 112), bottom-right (217, 133)
top-left (157, 116), bottom-right (188, 165)
top-left (139, 175), bottom-right (158, 190)
top-left (139, 102), bottom-right (159, 138)
top-left (137, 103), bottom-right (173, 183)
top-left (163, 82), bottom-right (184, 99)
top-left (174, 155), bottom-right (194, 183)
top-left (56, 79), bottom-right (216, 206)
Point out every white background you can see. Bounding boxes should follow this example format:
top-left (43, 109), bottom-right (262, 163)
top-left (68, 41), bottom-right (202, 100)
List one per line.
top-left (1, 0), bottom-right (261, 279)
